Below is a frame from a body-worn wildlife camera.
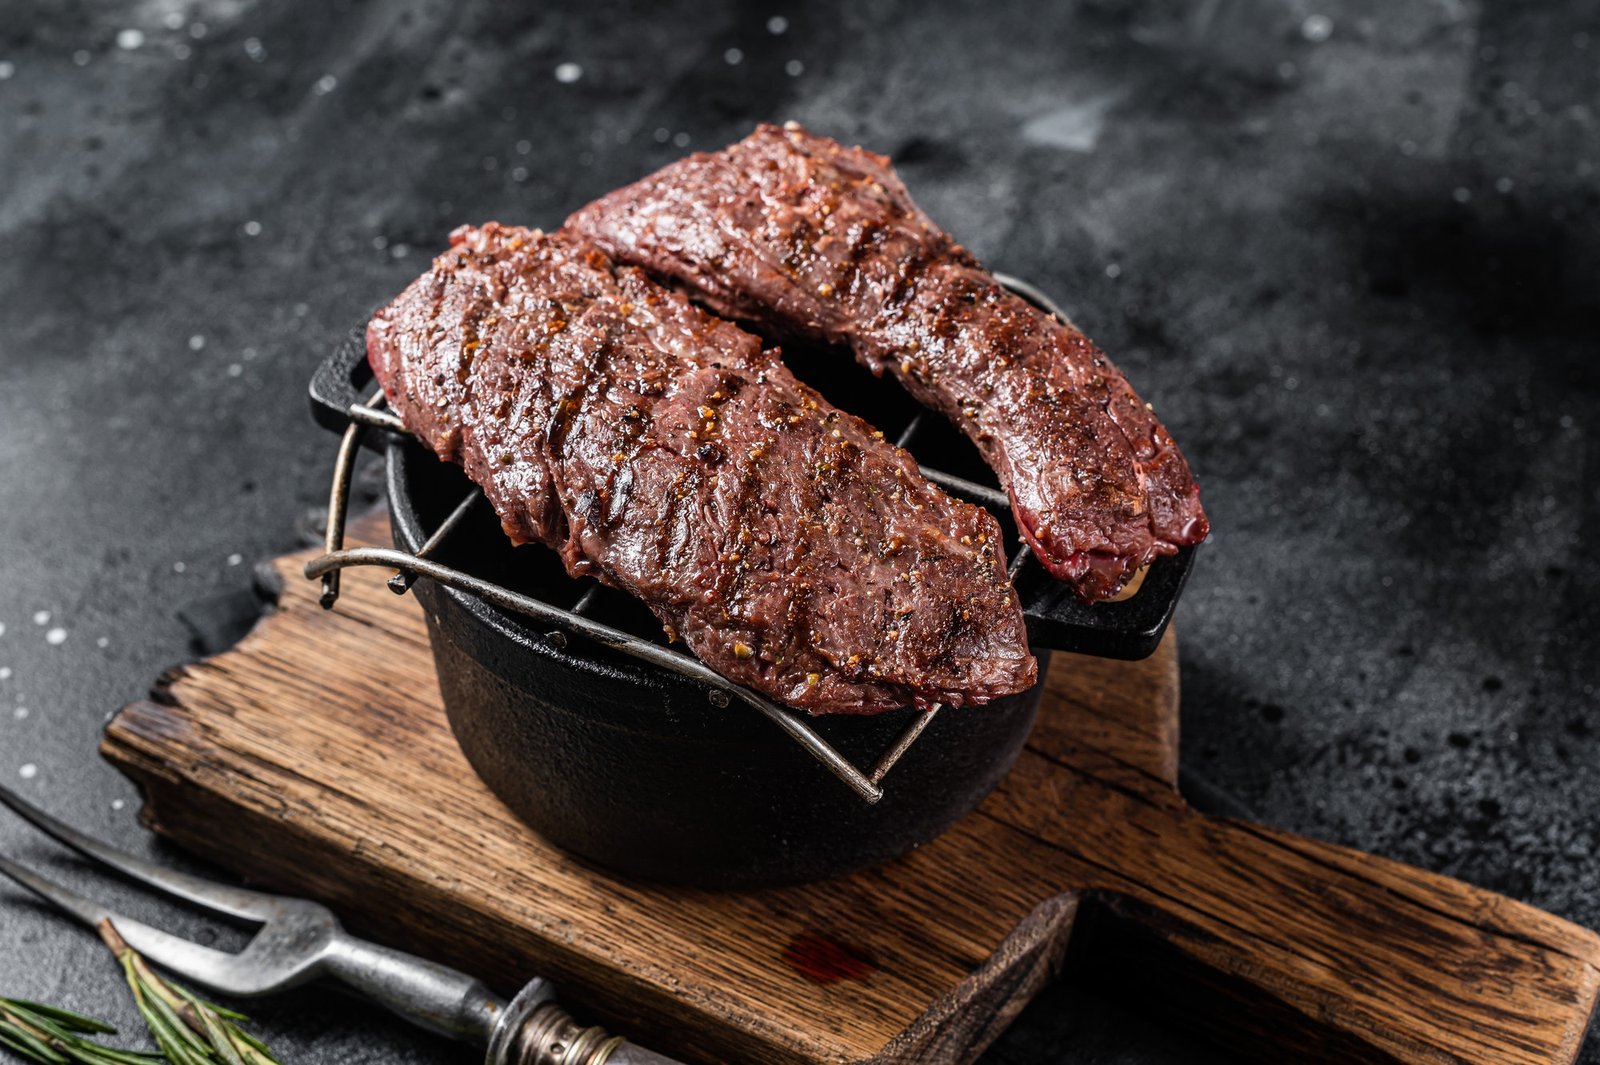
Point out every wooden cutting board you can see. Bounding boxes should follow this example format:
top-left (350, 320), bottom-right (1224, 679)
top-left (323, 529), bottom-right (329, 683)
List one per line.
top-left (102, 512), bottom-right (1600, 1064)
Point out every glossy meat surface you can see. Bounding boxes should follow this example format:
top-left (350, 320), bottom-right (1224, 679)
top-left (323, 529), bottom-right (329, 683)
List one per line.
top-left (367, 224), bottom-right (1036, 713)
top-left (567, 123), bottom-right (1209, 601)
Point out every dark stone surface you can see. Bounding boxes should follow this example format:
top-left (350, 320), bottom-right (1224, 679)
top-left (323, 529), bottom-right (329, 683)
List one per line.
top-left (0, 0), bottom-right (1595, 1061)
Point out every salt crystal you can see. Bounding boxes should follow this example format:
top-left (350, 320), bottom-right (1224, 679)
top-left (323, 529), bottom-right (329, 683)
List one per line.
top-left (32, 611), bottom-right (49, 626)
top-left (767, 16), bottom-right (789, 35)
top-left (228, 553), bottom-right (243, 566)
top-left (554, 62), bottom-right (582, 84)
top-left (117, 29), bottom-right (145, 50)
top-left (724, 48), bottom-right (744, 65)
top-left (97, 637), bottom-right (109, 648)
top-left (112, 798), bottom-right (126, 810)
top-left (0, 62), bottom-right (13, 80)
top-left (18, 764), bottom-right (36, 779)
top-left (45, 628), bottom-right (66, 646)
top-left (174, 561), bottom-right (187, 573)
top-left (314, 73), bottom-right (338, 95)
top-left (1301, 14), bottom-right (1333, 42)
top-left (189, 334), bottom-right (205, 350)
top-left (243, 220), bottom-right (262, 236)
top-left (785, 59), bottom-right (805, 77)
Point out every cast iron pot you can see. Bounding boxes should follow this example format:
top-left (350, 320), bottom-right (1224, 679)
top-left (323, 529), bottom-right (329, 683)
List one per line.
top-left (385, 432), bottom-right (1048, 888)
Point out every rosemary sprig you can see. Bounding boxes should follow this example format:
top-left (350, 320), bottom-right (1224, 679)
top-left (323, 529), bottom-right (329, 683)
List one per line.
top-left (96, 922), bottom-right (282, 1065)
top-left (0, 996), bottom-right (164, 1065)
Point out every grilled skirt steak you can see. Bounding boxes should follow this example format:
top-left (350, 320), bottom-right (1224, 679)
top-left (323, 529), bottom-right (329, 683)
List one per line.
top-left (367, 224), bottom-right (1037, 714)
top-left (567, 122), bottom-right (1209, 602)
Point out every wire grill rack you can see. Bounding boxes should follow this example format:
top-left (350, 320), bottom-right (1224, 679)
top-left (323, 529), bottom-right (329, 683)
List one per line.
top-left (304, 277), bottom-right (1106, 804)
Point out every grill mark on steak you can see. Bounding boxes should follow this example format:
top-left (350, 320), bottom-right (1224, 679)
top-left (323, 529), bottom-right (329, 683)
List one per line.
top-left (567, 122), bottom-right (1209, 602)
top-left (366, 224), bottom-right (1036, 714)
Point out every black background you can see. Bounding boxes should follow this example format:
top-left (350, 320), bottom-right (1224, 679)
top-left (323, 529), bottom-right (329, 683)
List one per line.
top-left (1, 1), bottom-right (1596, 1061)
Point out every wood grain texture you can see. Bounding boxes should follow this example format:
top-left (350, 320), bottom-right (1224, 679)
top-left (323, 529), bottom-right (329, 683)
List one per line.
top-left (102, 513), bottom-right (1600, 1064)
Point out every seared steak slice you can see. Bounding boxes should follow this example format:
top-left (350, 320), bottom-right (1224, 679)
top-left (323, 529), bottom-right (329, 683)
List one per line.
top-left (567, 122), bottom-right (1209, 601)
top-left (367, 223), bottom-right (1036, 714)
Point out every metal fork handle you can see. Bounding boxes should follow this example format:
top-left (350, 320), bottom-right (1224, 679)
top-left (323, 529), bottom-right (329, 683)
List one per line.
top-left (321, 932), bottom-right (503, 1041)
top-left (488, 978), bottom-right (686, 1065)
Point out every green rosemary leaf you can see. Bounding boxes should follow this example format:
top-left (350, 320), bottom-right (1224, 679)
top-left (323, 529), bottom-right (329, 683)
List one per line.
top-left (0, 1002), bottom-right (116, 1037)
top-left (190, 1004), bottom-right (244, 1065)
top-left (0, 1018), bottom-right (69, 1064)
top-left (189, 997), bottom-right (247, 1024)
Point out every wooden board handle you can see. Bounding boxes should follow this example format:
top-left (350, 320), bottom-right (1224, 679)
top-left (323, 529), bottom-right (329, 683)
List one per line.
top-left (1014, 755), bottom-right (1600, 1063)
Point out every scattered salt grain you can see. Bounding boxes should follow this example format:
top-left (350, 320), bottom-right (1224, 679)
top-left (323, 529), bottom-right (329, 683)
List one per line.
top-left (314, 73), bottom-right (338, 95)
top-left (227, 363), bottom-right (242, 377)
top-left (244, 37), bottom-right (266, 62)
top-left (0, 668), bottom-right (9, 680)
top-left (112, 798), bottom-right (126, 810)
top-left (0, 62), bottom-right (13, 80)
top-left (97, 637), bottom-right (109, 648)
top-left (554, 62), bottom-right (582, 84)
top-left (189, 334), bottom-right (205, 350)
top-left (228, 553), bottom-right (243, 566)
top-left (243, 220), bottom-right (262, 236)
top-left (73, 50), bottom-right (91, 66)
top-left (785, 59), bottom-right (805, 77)
top-left (18, 764), bottom-right (36, 779)
top-left (163, 11), bottom-right (184, 29)
top-left (767, 16), bottom-right (790, 35)
top-left (672, 132), bottom-right (690, 147)
top-left (1301, 14), bottom-right (1333, 42)
top-left (724, 48), bottom-right (744, 65)
top-left (13, 707), bottom-right (26, 720)
top-left (46, 628), bottom-right (66, 646)
top-left (173, 561), bottom-right (187, 573)
top-left (32, 612), bottom-right (49, 626)
top-left (117, 29), bottom-right (145, 50)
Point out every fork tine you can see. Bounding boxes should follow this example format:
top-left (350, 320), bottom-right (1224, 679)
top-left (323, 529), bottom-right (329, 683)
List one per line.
top-left (0, 853), bottom-right (250, 994)
top-left (0, 782), bottom-right (283, 922)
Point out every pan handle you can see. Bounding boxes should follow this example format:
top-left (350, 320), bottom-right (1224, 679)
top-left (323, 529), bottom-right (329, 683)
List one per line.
top-left (309, 328), bottom-right (384, 440)
top-left (1019, 545), bottom-right (1197, 660)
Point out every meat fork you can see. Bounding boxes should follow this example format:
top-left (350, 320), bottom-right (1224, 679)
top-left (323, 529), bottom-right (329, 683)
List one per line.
top-left (0, 784), bottom-right (682, 1065)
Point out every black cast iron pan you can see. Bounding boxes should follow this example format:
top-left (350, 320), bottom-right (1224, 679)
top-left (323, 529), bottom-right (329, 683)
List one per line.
top-left (306, 280), bottom-right (1198, 888)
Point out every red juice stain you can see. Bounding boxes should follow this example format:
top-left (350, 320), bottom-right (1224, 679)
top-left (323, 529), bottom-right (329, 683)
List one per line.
top-left (783, 932), bottom-right (877, 985)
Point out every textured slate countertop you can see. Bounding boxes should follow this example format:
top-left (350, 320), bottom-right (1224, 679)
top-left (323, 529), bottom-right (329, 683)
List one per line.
top-left (1, 1), bottom-right (1595, 1061)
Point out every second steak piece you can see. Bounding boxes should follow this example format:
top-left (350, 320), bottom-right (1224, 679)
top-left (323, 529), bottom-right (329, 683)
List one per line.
top-left (568, 122), bottom-right (1209, 602)
top-left (367, 224), bottom-right (1036, 715)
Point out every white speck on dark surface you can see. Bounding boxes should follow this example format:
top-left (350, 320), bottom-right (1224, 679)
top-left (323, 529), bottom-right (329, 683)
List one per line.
top-left (0, 61), bottom-right (13, 80)
top-left (173, 561), bottom-right (186, 573)
top-left (554, 62), bottom-right (582, 84)
top-left (1021, 89), bottom-right (1125, 152)
top-left (111, 798), bottom-right (125, 810)
top-left (1302, 14), bottom-right (1334, 42)
top-left (188, 21), bottom-right (207, 39)
top-left (227, 553), bottom-right (243, 566)
top-left (313, 73), bottom-right (338, 95)
top-left (12, 707), bottom-right (26, 720)
top-left (72, 49), bottom-right (90, 66)
top-left (188, 334), bottom-right (205, 350)
top-left (725, 47), bottom-right (744, 65)
top-left (244, 37), bottom-right (266, 62)
top-left (767, 15), bottom-right (789, 35)
top-left (45, 628), bottom-right (66, 646)
top-left (96, 637), bottom-right (109, 649)
top-left (0, 668), bottom-right (10, 680)
top-left (31, 611), bottom-right (48, 626)
top-left (671, 132), bottom-right (690, 147)
top-left (243, 220), bottom-right (262, 236)
top-left (18, 764), bottom-right (36, 780)
top-left (117, 29), bottom-right (145, 50)
top-left (784, 59), bottom-right (804, 76)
